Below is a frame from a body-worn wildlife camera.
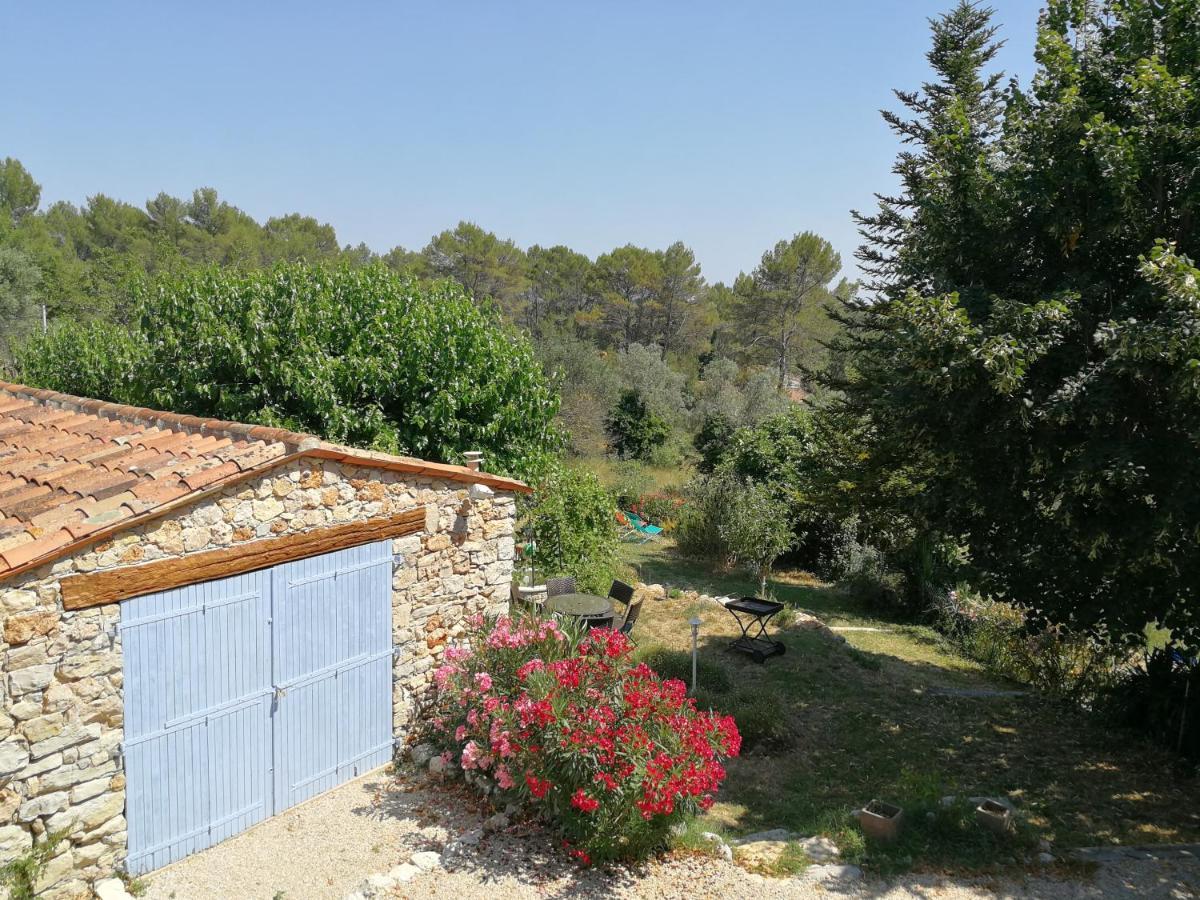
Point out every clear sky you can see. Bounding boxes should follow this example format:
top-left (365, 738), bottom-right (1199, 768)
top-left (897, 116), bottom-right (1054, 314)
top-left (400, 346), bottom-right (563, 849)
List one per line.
top-left (4, 1), bottom-right (1046, 284)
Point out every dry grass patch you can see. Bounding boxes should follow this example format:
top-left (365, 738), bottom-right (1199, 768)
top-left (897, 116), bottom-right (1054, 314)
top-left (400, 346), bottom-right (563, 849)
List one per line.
top-left (622, 542), bottom-right (1200, 875)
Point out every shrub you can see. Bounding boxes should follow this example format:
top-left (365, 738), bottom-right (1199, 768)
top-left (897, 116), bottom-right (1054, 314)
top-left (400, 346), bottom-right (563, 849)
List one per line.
top-left (427, 615), bottom-right (741, 864)
top-left (675, 472), bottom-right (794, 594)
top-left (1097, 649), bottom-right (1200, 762)
top-left (610, 460), bottom-right (655, 510)
top-left (606, 389), bottom-right (670, 461)
top-left (18, 264), bottom-right (563, 478)
top-left (638, 648), bottom-right (733, 694)
top-left (0, 831), bottom-right (66, 900)
top-left (675, 472), bottom-right (743, 569)
top-left (934, 590), bottom-right (1122, 701)
top-left (523, 463), bottom-right (619, 594)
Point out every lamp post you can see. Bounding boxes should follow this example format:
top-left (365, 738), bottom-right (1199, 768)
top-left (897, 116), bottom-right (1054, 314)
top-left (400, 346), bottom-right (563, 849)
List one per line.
top-left (689, 616), bottom-right (702, 693)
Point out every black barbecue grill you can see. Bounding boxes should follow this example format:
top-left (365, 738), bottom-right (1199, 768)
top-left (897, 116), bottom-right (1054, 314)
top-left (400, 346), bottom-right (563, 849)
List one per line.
top-left (724, 597), bottom-right (787, 663)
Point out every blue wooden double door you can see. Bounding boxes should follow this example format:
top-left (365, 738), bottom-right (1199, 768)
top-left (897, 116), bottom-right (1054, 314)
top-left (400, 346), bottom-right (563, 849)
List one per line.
top-left (121, 540), bottom-right (395, 874)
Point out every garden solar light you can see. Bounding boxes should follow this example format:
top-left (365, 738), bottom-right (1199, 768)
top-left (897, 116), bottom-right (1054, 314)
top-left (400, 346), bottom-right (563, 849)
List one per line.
top-left (690, 616), bottom-right (702, 692)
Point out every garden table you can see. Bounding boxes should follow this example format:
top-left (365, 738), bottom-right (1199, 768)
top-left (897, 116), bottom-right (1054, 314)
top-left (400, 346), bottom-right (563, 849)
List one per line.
top-left (546, 592), bottom-right (615, 628)
top-left (723, 597), bottom-right (787, 663)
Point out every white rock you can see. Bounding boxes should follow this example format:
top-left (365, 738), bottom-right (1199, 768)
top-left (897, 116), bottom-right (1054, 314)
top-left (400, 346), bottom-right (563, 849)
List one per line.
top-left (410, 743), bottom-right (436, 766)
top-left (1038, 838), bottom-right (1053, 853)
top-left (1037, 852), bottom-right (1055, 864)
top-left (411, 850), bottom-right (442, 871)
top-left (803, 864), bottom-right (863, 883)
top-left (387, 863), bottom-right (421, 882)
top-left (94, 879), bottom-right (134, 900)
top-left (718, 843), bottom-right (733, 862)
top-left (798, 835), bottom-right (840, 863)
top-left (358, 873), bottom-right (397, 897)
top-left (428, 754), bottom-right (448, 775)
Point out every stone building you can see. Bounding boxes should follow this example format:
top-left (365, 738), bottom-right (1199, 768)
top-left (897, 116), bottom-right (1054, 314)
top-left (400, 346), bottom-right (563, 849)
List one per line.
top-left (0, 381), bottom-right (526, 896)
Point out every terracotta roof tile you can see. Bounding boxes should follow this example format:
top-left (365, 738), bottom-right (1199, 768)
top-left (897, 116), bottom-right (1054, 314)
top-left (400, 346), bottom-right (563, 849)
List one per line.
top-left (0, 483), bottom-right (48, 507)
top-left (76, 444), bottom-right (136, 466)
top-left (0, 380), bottom-right (528, 579)
top-left (107, 447), bottom-right (165, 473)
top-left (127, 478), bottom-right (190, 507)
top-left (0, 529), bottom-right (73, 570)
top-left (5, 489), bottom-right (76, 523)
top-left (127, 452), bottom-right (191, 478)
top-left (78, 490), bottom-right (139, 519)
top-left (133, 431), bottom-right (195, 454)
top-left (181, 460), bottom-right (241, 491)
top-left (29, 461), bottom-right (94, 492)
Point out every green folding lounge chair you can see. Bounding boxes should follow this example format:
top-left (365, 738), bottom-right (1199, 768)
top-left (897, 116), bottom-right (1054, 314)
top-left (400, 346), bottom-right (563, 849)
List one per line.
top-left (622, 510), bottom-right (663, 542)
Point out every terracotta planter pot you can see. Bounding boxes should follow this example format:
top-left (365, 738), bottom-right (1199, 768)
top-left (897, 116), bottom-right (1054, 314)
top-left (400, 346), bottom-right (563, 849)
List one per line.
top-left (975, 799), bottom-right (1014, 835)
top-left (858, 799), bottom-right (904, 843)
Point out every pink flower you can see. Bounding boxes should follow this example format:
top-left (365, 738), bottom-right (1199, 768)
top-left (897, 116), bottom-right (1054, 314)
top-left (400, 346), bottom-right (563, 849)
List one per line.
top-left (446, 646), bottom-right (473, 663)
top-left (475, 672), bottom-right (493, 692)
top-left (516, 659), bottom-right (545, 681)
top-left (454, 725), bottom-right (468, 742)
top-left (496, 765), bottom-right (515, 790)
top-left (461, 740), bottom-right (482, 770)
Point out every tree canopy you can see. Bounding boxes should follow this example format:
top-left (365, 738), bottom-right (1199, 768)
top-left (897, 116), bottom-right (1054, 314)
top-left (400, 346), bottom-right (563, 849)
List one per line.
top-left (827, 0), bottom-right (1200, 644)
top-left (18, 265), bottom-right (563, 478)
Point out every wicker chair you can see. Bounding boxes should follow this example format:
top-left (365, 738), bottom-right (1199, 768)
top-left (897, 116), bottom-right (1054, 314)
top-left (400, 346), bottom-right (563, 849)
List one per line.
top-left (607, 579), bottom-right (636, 609)
top-left (545, 576), bottom-right (577, 599)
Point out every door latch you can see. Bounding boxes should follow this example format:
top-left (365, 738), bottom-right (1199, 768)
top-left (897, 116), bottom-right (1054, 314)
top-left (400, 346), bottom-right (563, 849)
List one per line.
top-left (273, 685), bottom-right (287, 702)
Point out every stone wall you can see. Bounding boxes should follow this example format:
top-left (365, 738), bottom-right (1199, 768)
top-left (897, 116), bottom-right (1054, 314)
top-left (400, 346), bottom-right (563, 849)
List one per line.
top-left (0, 460), bottom-right (516, 897)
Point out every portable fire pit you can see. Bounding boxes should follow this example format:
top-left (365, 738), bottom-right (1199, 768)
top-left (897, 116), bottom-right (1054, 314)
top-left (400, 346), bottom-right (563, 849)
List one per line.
top-left (723, 596), bottom-right (787, 663)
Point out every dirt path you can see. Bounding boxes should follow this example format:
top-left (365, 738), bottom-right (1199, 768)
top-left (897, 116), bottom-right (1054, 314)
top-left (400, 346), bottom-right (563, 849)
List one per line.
top-left (142, 771), bottom-right (1200, 900)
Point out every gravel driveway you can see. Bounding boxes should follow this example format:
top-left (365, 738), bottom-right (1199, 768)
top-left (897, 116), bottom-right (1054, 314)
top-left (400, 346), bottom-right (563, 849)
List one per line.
top-left (143, 769), bottom-right (1200, 900)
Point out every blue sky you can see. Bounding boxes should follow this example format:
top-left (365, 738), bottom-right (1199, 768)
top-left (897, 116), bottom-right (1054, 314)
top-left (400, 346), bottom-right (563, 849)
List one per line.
top-left (5, 1), bottom-right (1045, 283)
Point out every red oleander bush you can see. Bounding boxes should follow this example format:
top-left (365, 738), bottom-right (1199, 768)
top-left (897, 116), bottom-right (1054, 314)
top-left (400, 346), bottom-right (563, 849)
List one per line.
top-left (629, 490), bottom-right (685, 530)
top-left (427, 614), bottom-right (741, 864)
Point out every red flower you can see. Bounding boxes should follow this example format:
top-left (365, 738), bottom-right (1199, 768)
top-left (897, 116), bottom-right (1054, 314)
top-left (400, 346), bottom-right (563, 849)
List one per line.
top-left (570, 788), bottom-right (601, 813)
top-left (525, 772), bottom-right (552, 799)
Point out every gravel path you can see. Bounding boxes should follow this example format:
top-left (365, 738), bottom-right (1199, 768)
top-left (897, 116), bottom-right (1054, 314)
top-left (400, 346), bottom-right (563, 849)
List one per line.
top-left (144, 770), bottom-right (1200, 900)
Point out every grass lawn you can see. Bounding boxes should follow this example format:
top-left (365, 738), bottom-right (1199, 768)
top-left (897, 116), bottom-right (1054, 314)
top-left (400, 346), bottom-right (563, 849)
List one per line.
top-left (621, 540), bottom-right (1200, 875)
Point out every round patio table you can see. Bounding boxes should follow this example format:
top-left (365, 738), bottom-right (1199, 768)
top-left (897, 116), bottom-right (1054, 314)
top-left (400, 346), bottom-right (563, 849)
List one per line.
top-left (545, 592), bottom-right (613, 620)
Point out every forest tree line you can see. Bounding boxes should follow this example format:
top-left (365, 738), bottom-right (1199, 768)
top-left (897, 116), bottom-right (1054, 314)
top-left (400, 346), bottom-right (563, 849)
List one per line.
top-left (0, 158), bottom-right (848, 462)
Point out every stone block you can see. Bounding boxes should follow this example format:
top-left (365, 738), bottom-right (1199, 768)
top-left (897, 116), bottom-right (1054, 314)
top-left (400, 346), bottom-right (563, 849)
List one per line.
top-left (0, 739), bottom-right (30, 776)
top-left (7, 643), bottom-right (50, 670)
top-left (18, 791), bottom-right (68, 821)
top-left (20, 713), bottom-right (65, 744)
top-left (0, 823), bottom-right (32, 856)
top-left (70, 777), bottom-right (111, 804)
top-left (58, 653), bottom-right (119, 681)
top-left (4, 612), bottom-right (59, 646)
top-left (30, 723), bottom-right (100, 760)
top-left (1, 589), bottom-right (39, 613)
top-left (17, 751), bottom-right (61, 779)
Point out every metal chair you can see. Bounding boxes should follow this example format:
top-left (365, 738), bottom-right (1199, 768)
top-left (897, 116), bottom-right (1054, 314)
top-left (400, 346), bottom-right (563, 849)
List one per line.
top-left (545, 576), bottom-right (577, 598)
top-left (619, 598), bottom-right (643, 638)
top-left (607, 579), bottom-right (635, 609)
top-left (584, 613), bottom-right (616, 631)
